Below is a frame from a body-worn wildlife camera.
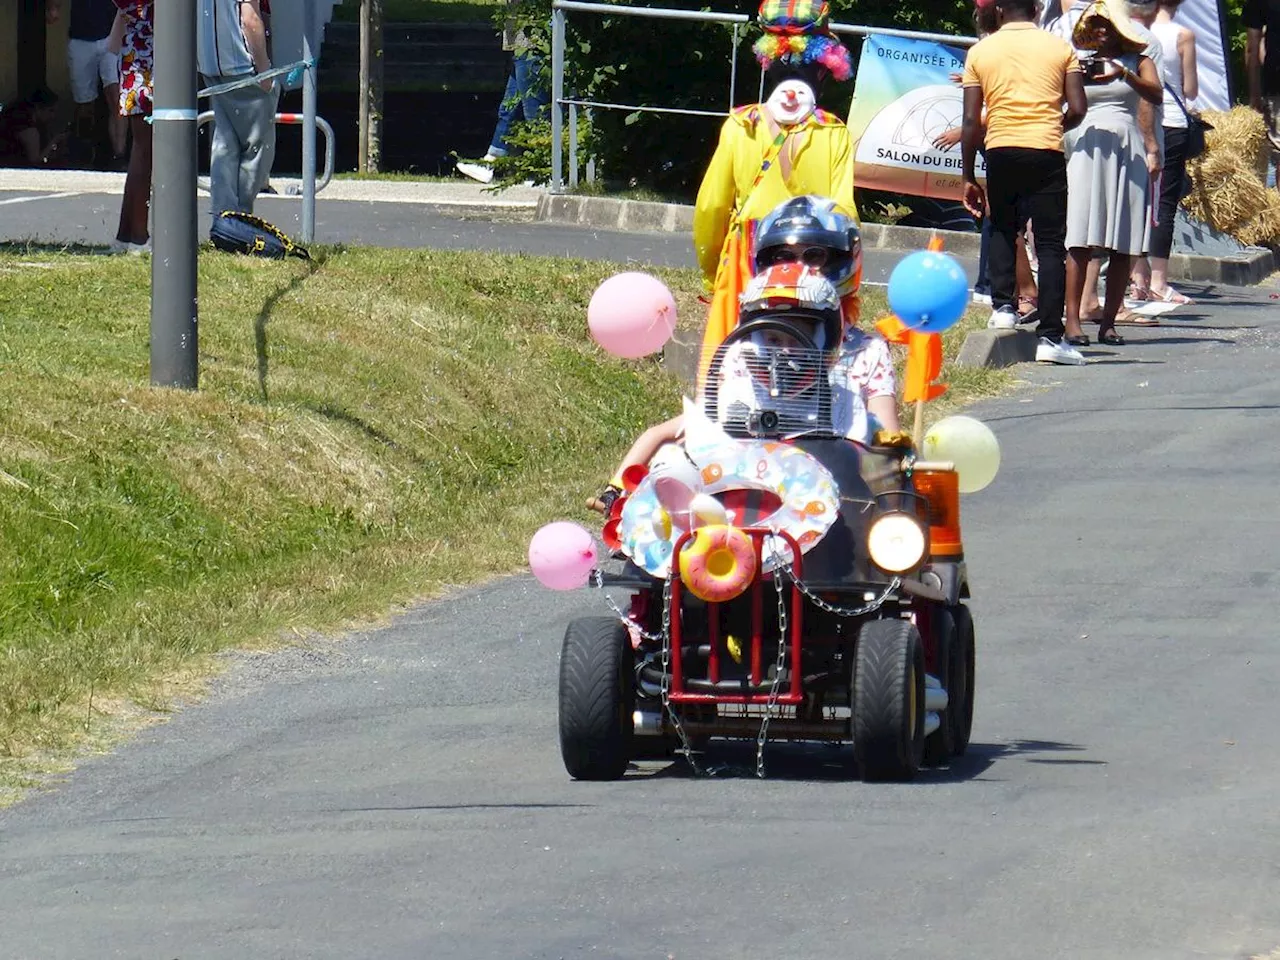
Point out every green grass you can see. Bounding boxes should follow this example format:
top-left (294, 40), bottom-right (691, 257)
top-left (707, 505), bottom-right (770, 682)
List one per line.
top-left (0, 245), bottom-right (1005, 801)
top-left (330, 0), bottom-right (502, 25)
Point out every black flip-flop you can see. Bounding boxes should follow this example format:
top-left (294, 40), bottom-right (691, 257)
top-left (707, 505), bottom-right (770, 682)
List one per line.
top-left (1097, 326), bottom-right (1126, 346)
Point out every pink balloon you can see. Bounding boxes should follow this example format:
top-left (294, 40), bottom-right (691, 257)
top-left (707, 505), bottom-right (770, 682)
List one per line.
top-left (587, 272), bottom-right (678, 359)
top-left (528, 521), bottom-right (598, 591)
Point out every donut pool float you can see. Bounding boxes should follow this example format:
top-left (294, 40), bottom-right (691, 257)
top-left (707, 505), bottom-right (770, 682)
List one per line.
top-left (618, 436), bottom-right (839, 579)
top-left (678, 524), bottom-right (758, 602)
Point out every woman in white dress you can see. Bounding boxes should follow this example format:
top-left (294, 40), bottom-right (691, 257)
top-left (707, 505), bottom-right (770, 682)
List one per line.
top-left (1140, 0), bottom-right (1200, 303)
top-left (1062, 0), bottom-right (1164, 346)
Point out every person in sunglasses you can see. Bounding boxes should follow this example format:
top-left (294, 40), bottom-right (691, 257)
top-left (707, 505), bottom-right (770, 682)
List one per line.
top-left (590, 261), bottom-right (900, 517)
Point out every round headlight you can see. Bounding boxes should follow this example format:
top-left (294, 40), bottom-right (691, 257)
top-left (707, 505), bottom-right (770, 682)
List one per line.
top-left (867, 512), bottom-right (927, 574)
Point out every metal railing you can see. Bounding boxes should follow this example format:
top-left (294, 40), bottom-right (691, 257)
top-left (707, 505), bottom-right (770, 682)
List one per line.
top-left (548, 0), bottom-right (977, 194)
top-left (196, 111), bottom-right (336, 196)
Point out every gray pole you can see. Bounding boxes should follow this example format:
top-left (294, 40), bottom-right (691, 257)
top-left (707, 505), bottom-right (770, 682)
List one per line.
top-left (302, 0), bottom-right (317, 243)
top-left (150, 0), bottom-right (200, 390)
top-left (550, 6), bottom-right (565, 194)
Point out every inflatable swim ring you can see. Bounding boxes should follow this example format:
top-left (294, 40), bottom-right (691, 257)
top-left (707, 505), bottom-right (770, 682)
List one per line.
top-left (678, 525), bottom-right (758, 603)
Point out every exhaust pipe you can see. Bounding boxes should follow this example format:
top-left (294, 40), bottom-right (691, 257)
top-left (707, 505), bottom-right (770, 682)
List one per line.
top-left (633, 709), bottom-right (664, 736)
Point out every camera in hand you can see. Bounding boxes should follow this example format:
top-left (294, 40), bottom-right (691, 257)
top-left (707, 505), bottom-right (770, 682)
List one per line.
top-left (1082, 58), bottom-right (1106, 79)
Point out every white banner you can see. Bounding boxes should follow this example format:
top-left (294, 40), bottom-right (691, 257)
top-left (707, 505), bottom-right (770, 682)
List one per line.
top-left (1174, 0), bottom-right (1231, 113)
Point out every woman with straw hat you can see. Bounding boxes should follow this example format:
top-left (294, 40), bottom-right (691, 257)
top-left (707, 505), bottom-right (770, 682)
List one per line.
top-left (692, 0), bottom-right (856, 386)
top-left (1061, 0), bottom-right (1164, 347)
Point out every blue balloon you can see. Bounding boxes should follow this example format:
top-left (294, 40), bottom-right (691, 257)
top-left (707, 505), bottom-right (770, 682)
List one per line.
top-left (886, 250), bottom-right (971, 334)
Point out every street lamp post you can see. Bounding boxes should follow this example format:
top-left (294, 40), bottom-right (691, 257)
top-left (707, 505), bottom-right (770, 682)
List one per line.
top-left (150, 0), bottom-right (200, 389)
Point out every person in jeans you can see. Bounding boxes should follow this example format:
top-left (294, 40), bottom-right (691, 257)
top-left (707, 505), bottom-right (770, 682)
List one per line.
top-left (197, 0), bottom-right (279, 231)
top-left (961, 0), bottom-right (1088, 365)
top-left (456, 0), bottom-right (549, 184)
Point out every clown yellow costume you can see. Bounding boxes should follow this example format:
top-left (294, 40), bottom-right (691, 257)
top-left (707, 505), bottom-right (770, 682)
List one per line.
top-left (693, 0), bottom-right (858, 385)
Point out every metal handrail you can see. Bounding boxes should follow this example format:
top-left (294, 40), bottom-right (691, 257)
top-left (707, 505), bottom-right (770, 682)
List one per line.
top-left (196, 111), bottom-right (335, 195)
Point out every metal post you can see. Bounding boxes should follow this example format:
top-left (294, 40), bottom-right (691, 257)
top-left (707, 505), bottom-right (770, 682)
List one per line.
top-left (568, 100), bottom-right (579, 188)
top-left (585, 108), bottom-right (596, 184)
top-left (358, 0), bottom-right (369, 171)
top-left (550, 5), bottom-right (566, 194)
top-left (150, 0), bottom-right (199, 390)
top-left (302, 1), bottom-right (317, 243)
top-left (729, 24), bottom-right (740, 110)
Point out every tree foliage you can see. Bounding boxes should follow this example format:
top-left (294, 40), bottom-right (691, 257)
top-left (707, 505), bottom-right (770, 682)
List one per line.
top-left (498, 0), bottom-right (1252, 199)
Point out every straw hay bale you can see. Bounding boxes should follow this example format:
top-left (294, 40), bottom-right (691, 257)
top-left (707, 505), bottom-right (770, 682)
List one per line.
top-left (1182, 106), bottom-right (1280, 247)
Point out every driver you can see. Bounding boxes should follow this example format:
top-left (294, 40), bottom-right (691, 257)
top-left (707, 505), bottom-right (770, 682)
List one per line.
top-left (591, 263), bottom-right (899, 515)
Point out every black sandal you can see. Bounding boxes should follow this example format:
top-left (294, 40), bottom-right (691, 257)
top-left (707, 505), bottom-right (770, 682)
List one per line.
top-left (1066, 334), bottom-right (1090, 347)
top-left (1097, 324), bottom-right (1125, 346)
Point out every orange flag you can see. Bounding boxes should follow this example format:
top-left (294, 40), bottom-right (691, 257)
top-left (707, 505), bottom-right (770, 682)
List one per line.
top-left (874, 232), bottom-right (950, 404)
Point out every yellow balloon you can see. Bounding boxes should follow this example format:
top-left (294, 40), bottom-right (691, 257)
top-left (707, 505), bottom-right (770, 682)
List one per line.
top-left (922, 415), bottom-right (1001, 494)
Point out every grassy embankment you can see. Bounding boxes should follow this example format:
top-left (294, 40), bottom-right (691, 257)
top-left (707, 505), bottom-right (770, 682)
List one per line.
top-left (0, 245), bottom-right (1007, 801)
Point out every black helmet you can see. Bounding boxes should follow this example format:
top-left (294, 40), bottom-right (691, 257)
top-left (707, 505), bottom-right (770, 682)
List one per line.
top-left (751, 195), bottom-right (863, 297)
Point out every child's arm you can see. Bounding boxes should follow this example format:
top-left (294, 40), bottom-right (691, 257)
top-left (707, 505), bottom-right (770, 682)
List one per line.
top-left (588, 415), bottom-right (685, 513)
top-left (867, 395), bottom-right (902, 435)
top-left (617, 415), bottom-right (685, 478)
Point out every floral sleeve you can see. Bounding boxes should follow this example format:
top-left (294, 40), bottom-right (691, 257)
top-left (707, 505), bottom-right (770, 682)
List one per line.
top-left (833, 330), bottom-right (896, 400)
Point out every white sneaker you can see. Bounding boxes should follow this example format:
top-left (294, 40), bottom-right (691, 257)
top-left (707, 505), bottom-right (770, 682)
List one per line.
top-left (455, 160), bottom-right (495, 184)
top-left (972, 291), bottom-right (993, 306)
top-left (987, 306), bottom-right (1018, 329)
top-left (1035, 337), bottom-right (1086, 365)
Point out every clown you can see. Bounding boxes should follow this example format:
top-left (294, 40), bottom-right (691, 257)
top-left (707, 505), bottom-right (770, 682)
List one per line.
top-left (693, 0), bottom-right (858, 386)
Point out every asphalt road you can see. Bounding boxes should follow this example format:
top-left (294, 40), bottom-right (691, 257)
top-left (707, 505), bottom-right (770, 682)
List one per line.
top-left (0, 189), bottom-right (964, 284)
top-left (3, 196), bottom-right (1280, 958)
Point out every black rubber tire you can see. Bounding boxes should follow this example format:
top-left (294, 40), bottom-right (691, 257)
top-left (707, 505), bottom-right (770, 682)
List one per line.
top-left (559, 617), bottom-right (634, 781)
top-left (948, 604), bottom-right (976, 756)
top-left (923, 608), bottom-right (958, 767)
top-left (852, 618), bottom-right (926, 782)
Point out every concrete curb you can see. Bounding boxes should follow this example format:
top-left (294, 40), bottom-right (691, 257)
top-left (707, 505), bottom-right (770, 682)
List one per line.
top-left (954, 328), bottom-right (1039, 369)
top-left (536, 193), bottom-right (1276, 287)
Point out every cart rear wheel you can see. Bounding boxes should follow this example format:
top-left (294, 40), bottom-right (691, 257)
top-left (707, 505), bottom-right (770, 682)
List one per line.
top-left (923, 608), bottom-right (959, 766)
top-left (852, 618), bottom-right (926, 782)
top-left (559, 617), bottom-right (634, 781)
top-left (948, 603), bottom-right (976, 756)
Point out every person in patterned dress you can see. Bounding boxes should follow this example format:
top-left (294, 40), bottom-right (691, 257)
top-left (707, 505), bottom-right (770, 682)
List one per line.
top-left (107, 0), bottom-right (153, 249)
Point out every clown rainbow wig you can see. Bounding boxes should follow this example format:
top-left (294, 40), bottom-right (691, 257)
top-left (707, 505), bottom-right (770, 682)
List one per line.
top-left (753, 31), bottom-right (853, 82)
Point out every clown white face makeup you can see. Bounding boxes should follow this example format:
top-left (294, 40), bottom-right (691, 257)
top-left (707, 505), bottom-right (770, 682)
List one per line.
top-left (764, 79), bottom-right (816, 127)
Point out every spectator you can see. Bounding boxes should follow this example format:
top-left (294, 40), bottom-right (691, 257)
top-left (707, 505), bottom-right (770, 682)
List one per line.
top-left (0, 88), bottom-right (67, 168)
top-left (57, 0), bottom-right (128, 168)
top-left (456, 0), bottom-right (549, 184)
top-left (961, 0), bottom-right (1089, 365)
top-left (1131, 0), bottom-right (1199, 303)
top-left (1245, 0), bottom-right (1280, 184)
top-left (197, 0), bottom-right (279, 231)
top-left (1062, 0), bottom-right (1164, 347)
top-left (935, 0), bottom-right (1039, 319)
top-left (107, 0), bottom-right (153, 251)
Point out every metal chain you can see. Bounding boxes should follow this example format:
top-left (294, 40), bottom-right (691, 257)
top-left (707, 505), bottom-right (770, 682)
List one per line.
top-left (755, 570), bottom-right (791, 778)
top-left (656, 577), bottom-right (703, 776)
top-left (590, 568), bottom-right (666, 643)
top-left (785, 571), bottom-right (903, 619)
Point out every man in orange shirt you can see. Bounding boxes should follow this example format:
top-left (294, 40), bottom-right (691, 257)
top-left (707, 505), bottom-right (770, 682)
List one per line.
top-left (961, 0), bottom-right (1089, 365)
